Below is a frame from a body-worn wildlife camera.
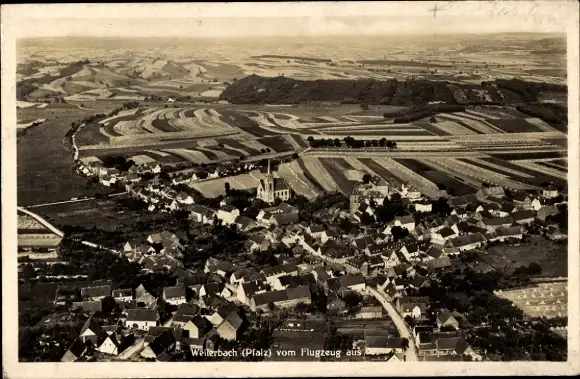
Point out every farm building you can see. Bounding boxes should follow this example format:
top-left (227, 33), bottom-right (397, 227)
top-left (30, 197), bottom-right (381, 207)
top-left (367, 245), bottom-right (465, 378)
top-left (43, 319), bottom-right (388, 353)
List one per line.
top-left (126, 309), bottom-right (159, 331)
top-left (542, 185), bottom-right (560, 199)
top-left (537, 205), bottom-right (560, 221)
top-left (356, 306), bottom-right (383, 319)
top-left (445, 233), bottom-right (487, 253)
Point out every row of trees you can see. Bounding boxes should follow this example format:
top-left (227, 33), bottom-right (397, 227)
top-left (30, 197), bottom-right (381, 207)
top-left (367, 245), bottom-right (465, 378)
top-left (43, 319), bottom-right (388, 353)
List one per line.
top-left (306, 136), bottom-right (398, 149)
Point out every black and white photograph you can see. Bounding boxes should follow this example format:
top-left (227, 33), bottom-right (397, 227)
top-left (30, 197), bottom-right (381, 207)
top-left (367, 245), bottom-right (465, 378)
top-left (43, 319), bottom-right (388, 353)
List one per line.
top-left (2, 1), bottom-right (579, 377)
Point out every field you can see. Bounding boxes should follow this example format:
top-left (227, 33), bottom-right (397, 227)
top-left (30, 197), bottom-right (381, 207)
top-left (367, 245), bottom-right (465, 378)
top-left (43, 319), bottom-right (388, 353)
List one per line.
top-left (476, 236), bottom-right (567, 278)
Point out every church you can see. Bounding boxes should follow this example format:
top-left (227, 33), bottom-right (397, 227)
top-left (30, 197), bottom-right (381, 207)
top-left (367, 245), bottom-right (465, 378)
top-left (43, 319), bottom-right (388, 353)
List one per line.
top-left (256, 160), bottom-right (292, 204)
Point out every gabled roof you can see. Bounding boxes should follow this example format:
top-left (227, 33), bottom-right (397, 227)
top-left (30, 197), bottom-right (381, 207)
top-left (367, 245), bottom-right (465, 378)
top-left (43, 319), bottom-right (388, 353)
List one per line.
top-left (80, 317), bottom-right (105, 339)
top-left (65, 338), bottom-right (87, 359)
top-left (163, 285), bottom-right (186, 299)
top-left (365, 336), bottom-right (403, 349)
top-left (112, 289), bottom-right (133, 298)
top-left (437, 309), bottom-right (456, 324)
top-left (176, 303), bottom-right (200, 316)
top-left (426, 246), bottom-right (445, 259)
top-left (339, 274), bottom-right (365, 288)
top-left (220, 311), bottom-right (243, 330)
top-left (512, 210), bottom-right (536, 221)
top-left (396, 215), bottom-right (415, 225)
top-left (449, 233), bottom-right (486, 247)
top-left (147, 329), bottom-right (176, 357)
top-left (437, 227), bottom-right (456, 238)
top-left (482, 216), bottom-right (513, 226)
top-left (512, 192), bottom-right (531, 202)
top-left (127, 309), bottom-right (157, 322)
top-left (495, 226), bottom-right (523, 237)
top-left (428, 256), bottom-right (451, 271)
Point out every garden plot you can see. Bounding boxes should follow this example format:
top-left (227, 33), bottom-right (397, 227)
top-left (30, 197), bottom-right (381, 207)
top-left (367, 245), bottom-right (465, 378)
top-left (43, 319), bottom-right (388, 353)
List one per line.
top-left (320, 158), bottom-right (357, 195)
top-left (163, 148), bottom-right (210, 164)
top-left (301, 156), bottom-right (339, 192)
top-left (373, 157), bottom-right (440, 198)
top-left (196, 146), bottom-right (235, 161)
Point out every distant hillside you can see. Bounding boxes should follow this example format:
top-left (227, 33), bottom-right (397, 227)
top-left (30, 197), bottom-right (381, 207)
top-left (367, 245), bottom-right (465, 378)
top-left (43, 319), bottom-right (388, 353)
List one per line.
top-left (220, 74), bottom-right (567, 107)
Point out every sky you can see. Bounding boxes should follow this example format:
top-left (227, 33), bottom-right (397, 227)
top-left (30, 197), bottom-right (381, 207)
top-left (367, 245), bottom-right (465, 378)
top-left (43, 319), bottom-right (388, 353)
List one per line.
top-left (3, 2), bottom-right (573, 38)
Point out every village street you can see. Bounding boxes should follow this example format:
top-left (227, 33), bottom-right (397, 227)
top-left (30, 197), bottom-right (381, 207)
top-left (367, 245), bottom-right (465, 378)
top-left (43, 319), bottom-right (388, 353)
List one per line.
top-left (367, 286), bottom-right (418, 362)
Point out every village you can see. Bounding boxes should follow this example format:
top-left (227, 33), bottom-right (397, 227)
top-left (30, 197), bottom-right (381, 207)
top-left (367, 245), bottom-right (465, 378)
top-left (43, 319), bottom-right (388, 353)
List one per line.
top-left (18, 150), bottom-right (565, 363)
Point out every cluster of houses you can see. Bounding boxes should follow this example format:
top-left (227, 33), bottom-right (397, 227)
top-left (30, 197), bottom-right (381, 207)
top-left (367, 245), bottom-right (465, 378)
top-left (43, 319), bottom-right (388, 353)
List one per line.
top-left (122, 231), bottom-right (187, 276)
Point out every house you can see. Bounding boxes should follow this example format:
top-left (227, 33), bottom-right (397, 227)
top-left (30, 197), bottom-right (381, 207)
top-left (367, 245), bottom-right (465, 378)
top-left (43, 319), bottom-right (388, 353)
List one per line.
top-left (98, 333), bottom-right (123, 356)
top-left (140, 329), bottom-right (176, 360)
top-left (399, 243), bottom-right (421, 261)
top-left (437, 309), bottom-right (460, 329)
top-left (476, 202), bottom-right (501, 214)
top-left (475, 186), bottom-right (505, 201)
top-left (256, 160), bottom-right (292, 203)
top-left (61, 338), bottom-right (87, 362)
top-left (430, 227), bottom-right (457, 246)
top-left (425, 255), bottom-right (450, 272)
top-left (542, 185), bottom-right (560, 199)
top-left (200, 282), bottom-right (232, 299)
top-left (176, 191), bottom-right (195, 205)
top-left (125, 309), bottom-right (158, 330)
top-left (206, 303), bottom-right (240, 326)
top-left (480, 216), bottom-right (513, 232)
top-left (411, 225), bottom-right (430, 242)
top-left (262, 264), bottom-right (299, 285)
top-left (183, 315), bottom-right (212, 339)
top-left (326, 295), bottom-right (347, 314)
top-left (111, 289), bottom-right (133, 303)
top-left (537, 205), bottom-right (560, 221)
top-left (217, 311), bottom-right (244, 341)
top-left (394, 215), bottom-right (415, 232)
top-left (445, 233), bottom-right (486, 253)
top-left (234, 280), bottom-right (266, 305)
top-left (320, 230), bottom-right (340, 244)
top-left (216, 205), bottom-right (240, 225)
top-left (511, 210), bottom-right (536, 225)
top-left (396, 296), bottom-right (430, 319)
top-left (417, 333), bottom-right (481, 361)
top-left (247, 234), bottom-right (272, 253)
top-left (235, 215), bottom-right (255, 231)
top-left (494, 202), bottom-right (518, 217)
top-left (204, 258), bottom-right (235, 277)
top-left (364, 336), bottom-right (404, 356)
top-left (230, 268), bottom-right (263, 285)
top-left (547, 226), bottom-right (567, 241)
top-left (356, 306), bottom-right (383, 319)
top-left (307, 225), bottom-right (326, 239)
top-left (188, 205), bottom-right (215, 224)
top-left (450, 207), bottom-right (468, 219)
top-left (398, 183), bottom-right (422, 200)
top-left (511, 192), bottom-right (533, 210)
top-left (79, 317), bottom-right (106, 345)
top-left (135, 284), bottom-right (157, 307)
top-left (334, 274), bottom-right (366, 293)
top-left (162, 285), bottom-right (187, 305)
top-left (425, 246), bottom-right (446, 261)
top-left (175, 303), bottom-right (200, 317)
top-left (80, 285), bottom-right (111, 301)
top-left (531, 197), bottom-right (546, 211)
top-left (147, 231), bottom-right (180, 245)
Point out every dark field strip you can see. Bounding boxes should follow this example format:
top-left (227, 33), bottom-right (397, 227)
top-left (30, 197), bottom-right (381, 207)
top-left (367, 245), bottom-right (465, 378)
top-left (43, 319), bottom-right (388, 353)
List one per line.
top-left (420, 170), bottom-right (477, 196)
top-left (320, 159), bottom-right (357, 194)
top-left (218, 138), bottom-right (261, 155)
top-left (259, 135), bottom-right (294, 152)
top-left (182, 108), bottom-right (196, 118)
top-left (194, 148), bottom-right (218, 160)
top-left (543, 138), bottom-right (568, 148)
top-left (151, 119), bottom-right (179, 133)
top-left (265, 117), bottom-right (303, 134)
top-left (487, 151), bottom-right (566, 160)
top-left (535, 161), bottom-right (568, 172)
top-left (453, 120), bottom-right (486, 134)
top-left (297, 158), bottom-right (325, 193)
top-left (357, 158), bottom-right (402, 185)
top-left (486, 118), bottom-right (541, 133)
top-left (324, 157), bottom-right (356, 171)
top-left (416, 122), bottom-right (452, 136)
top-left (219, 112), bottom-right (271, 137)
top-left (288, 134), bottom-right (309, 148)
top-left (550, 158), bottom-right (568, 167)
top-left (101, 122), bottom-right (123, 137)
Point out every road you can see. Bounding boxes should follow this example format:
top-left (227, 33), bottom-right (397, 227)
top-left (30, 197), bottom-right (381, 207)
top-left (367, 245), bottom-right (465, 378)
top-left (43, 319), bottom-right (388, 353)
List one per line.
top-left (367, 286), bottom-right (418, 362)
top-left (25, 192), bottom-right (127, 209)
top-left (17, 206), bottom-right (64, 237)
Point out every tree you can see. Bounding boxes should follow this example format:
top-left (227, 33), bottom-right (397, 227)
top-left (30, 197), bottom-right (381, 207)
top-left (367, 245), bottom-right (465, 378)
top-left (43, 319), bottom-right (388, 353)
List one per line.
top-left (224, 182), bottom-right (231, 195)
top-left (362, 173), bottom-right (372, 184)
top-left (21, 264), bottom-right (36, 279)
top-left (401, 338), bottom-right (410, 351)
top-left (360, 103), bottom-right (369, 111)
top-left (430, 116), bottom-right (438, 123)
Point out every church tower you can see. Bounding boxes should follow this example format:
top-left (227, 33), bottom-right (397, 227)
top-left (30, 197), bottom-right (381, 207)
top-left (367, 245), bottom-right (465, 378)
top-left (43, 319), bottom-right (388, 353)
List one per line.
top-left (265, 159), bottom-right (275, 203)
